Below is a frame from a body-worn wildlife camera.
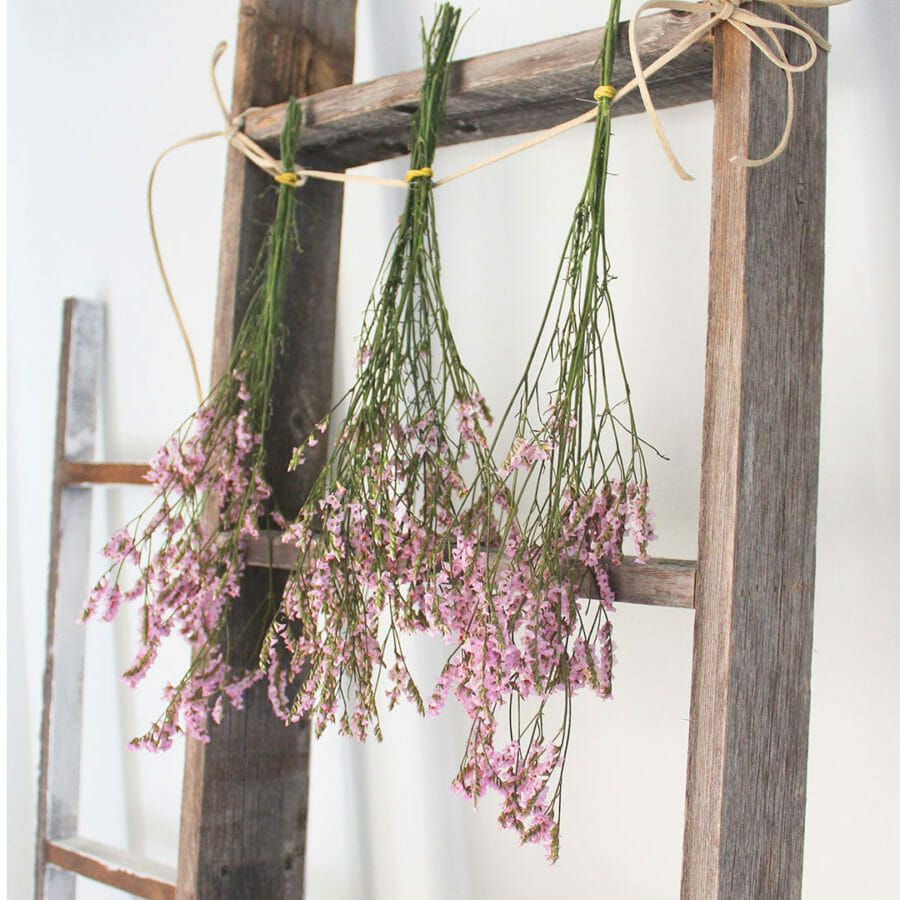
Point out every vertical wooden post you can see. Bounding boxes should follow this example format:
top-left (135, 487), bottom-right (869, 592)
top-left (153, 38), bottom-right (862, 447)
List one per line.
top-left (682, 6), bottom-right (827, 899)
top-left (176, 2), bottom-right (356, 897)
top-left (35, 299), bottom-right (105, 899)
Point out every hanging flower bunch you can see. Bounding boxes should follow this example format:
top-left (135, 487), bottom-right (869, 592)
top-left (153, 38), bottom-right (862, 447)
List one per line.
top-left (83, 99), bottom-right (305, 750)
top-left (262, 4), bottom-right (504, 744)
top-left (431, 0), bottom-right (657, 861)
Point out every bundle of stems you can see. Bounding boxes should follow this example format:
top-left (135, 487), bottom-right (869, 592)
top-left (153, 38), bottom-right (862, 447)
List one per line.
top-left (437, 0), bottom-right (657, 861)
top-left (263, 5), bottom-right (504, 743)
top-left (83, 100), bottom-right (304, 750)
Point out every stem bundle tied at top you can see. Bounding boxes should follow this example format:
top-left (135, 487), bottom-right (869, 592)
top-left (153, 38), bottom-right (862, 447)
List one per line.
top-left (83, 99), bottom-right (305, 750)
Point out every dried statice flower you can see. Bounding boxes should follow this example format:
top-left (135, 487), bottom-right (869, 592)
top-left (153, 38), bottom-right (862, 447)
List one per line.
top-left (440, 0), bottom-right (658, 860)
top-left (263, 4), bottom-right (506, 742)
top-left (83, 99), bottom-right (305, 750)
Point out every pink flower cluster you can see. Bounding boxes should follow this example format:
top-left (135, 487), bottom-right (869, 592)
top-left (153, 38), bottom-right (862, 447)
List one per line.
top-left (88, 369), bottom-right (654, 862)
top-left (83, 385), bottom-right (272, 751)
top-left (265, 402), bottom-right (484, 741)
top-left (421, 480), bottom-right (651, 859)
top-left (269, 390), bottom-right (654, 860)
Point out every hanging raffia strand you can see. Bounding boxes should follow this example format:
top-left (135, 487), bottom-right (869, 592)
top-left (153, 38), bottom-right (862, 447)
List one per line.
top-left (212, 0), bottom-right (846, 188)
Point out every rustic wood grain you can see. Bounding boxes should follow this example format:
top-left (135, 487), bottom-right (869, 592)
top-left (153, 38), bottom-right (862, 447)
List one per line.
top-left (59, 461), bottom-right (150, 485)
top-left (681, 7), bottom-right (827, 898)
top-left (35, 299), bottom-right (105, 900)
top-left (607, 557), bottom-right (696, 609)
top-left (46, 837), bottom-right (176, 900)
top-left (245, 532), bottom-right (696, 609)
top-left (176, 3), bottom-right (357, 898)
top-left (243, 10), bottom-right (713, 169)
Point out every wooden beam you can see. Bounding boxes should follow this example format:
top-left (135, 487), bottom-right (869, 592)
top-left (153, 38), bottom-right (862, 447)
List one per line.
top-left (243, 10), bottom-right (713, 169)
top-left (58, 461), bottom-right (150, 486)
top-left (682, 6), bottom-right (827, 898)
top-left (176, 2), bottom-right (356, 897)
top-left (245, 532), bottom-right (696, 610)
top-left (46, 837), bottom-right (176, 900)
top-left (607, 557), bottom-right (696, 609)
top-left (35, 299), bottom-right (105, 900)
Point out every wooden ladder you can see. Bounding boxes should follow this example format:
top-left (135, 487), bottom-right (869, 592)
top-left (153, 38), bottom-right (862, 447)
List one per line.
top-left (35, 3), bottom-right (827, 897)
top-left (34, 298), bottom-right (175, 898)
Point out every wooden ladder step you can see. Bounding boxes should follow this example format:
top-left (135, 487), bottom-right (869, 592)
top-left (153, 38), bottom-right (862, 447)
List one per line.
top-left (45, 836), bottom-right (175, 900)
top-left (58, 460), bottom-right (150, 486)
top-left (243, 9), bottom-right (714, 170)
top-left (246, 533), bottom-right (697, 610)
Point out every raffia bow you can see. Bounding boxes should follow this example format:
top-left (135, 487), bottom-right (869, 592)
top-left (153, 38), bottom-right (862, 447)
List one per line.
top-left (626, 0), bottom-right (847, 180)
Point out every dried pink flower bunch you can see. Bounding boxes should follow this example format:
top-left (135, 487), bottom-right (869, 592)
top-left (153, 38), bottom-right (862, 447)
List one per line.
top-left (83, 99), bottom-right (305, 750)
top-left (429, 0), bottom-right (656, 860)
top-left (86, 2), bottom-right (659, 867)
top-left (84, 386), bottom-right (271, 750)
top-left (262, 5), bottom-right (505, 743)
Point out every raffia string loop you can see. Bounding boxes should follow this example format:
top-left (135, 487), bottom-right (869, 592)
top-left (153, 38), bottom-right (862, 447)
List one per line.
top-left (594, 84), bottom-right (617, 101)
top-left (436, 0), bottom-right (846, 184)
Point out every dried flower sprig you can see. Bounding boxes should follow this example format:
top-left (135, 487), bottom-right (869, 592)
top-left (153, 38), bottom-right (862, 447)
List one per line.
top-left (438, 0), bottom-right (658, 861)
top-left (83, 99), bottom-right (305, 750)
top-left (262, 4), bottom-right (506, 742)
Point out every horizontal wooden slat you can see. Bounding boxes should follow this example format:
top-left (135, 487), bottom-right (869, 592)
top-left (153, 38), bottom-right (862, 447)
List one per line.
top-left (59, 461), bottom-right (150, 485)
top-left (244, 9), bottom-right (714, 169)
top-left (54, 460), bottom-right (696, 607)
top-left (45, 836), bottom-right (175, 900)
top-left (607, 556), bottom-right (696, 609)
top-left (247, 530), bottom-right (303, 571)
top-left (247, 532), bottom-right (696, 609)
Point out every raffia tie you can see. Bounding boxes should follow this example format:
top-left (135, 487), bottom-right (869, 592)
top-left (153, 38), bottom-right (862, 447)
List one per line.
top-left (625, 0), bottom-right (846, 180)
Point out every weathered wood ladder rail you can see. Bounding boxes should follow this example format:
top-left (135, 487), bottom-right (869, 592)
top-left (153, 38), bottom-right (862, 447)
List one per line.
top-left (35, 2), bottom-right (826, 897)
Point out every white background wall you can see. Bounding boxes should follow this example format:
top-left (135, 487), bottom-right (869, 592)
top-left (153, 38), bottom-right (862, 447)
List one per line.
top-left (6, 1), bottom-right (898, 897)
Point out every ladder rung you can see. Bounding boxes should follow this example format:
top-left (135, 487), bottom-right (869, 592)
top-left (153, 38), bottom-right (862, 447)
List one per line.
top-left (53, 463), bottom-right (695, 608)
top-left (247, 532), bottom-right (696, 609)
top-left (243, 10), bottom-right (714, 170)
top-left (59, 460), bottom-right (150, 485)
top-left (45, 835), bottom-right (175, 899)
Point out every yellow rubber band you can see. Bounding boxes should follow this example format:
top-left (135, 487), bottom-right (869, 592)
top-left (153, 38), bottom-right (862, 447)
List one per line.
top-left (594, 85), bottom-right (616, 101)
top-left (405, 166), bottom-right (434, 182)
top-left (274, 171), bottom-right (299, 186)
